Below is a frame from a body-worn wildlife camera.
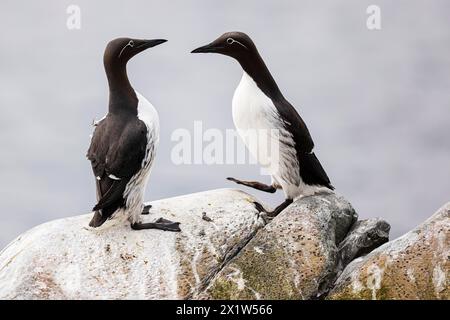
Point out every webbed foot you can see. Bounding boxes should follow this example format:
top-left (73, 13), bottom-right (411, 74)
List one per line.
top-left (131, 217), bottom-right (181, 232)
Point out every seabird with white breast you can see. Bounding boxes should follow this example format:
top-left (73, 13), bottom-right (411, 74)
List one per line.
top-left (192, 32), bottom-right (334, 219)
top-left (87, 37), bottom-right (180, 231)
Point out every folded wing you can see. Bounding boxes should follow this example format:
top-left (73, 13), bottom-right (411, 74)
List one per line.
top-left (87, 119), bottom-right (148, 227)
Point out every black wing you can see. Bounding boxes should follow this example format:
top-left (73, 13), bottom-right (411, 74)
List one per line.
top-left (87, 117), bottom-right (148, 226)
top-left (273, 98), bottom-right (334, 190)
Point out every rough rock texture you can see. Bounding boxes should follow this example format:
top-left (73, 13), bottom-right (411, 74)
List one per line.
top-left (0, 189), bottom-right (265, 299)
top-left (1, 187), bottom-right (446, 300)
top-left (200, 192), bottom-right (358, 299)
top-left (315, 218), bottom-right (391, 295)
top-left (328, 202), bottom-right (450, 300)
top-left (337, 219), bottom-right (390, 273)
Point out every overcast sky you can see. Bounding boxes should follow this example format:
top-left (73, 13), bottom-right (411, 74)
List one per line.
top-left (0, 0), bottom-right (449, 248)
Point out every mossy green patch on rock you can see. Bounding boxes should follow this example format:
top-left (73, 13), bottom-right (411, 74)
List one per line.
top-left (207, 273), bottom-right (247, 300)
top-left (208, 241), bottom-right (299, 299)
top-left (202, 192), bottom-right (357, 300)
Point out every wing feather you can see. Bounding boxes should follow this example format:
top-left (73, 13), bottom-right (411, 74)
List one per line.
top-left (273, 99), bottom-right (333, 189)
top-left (87, 117), bottom-right (148, 226)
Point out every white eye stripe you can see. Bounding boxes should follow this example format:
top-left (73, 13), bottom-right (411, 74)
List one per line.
top-left (226, 37), bottom-right (248, 50)
top-left (118, 40), bottom-right (134, 58)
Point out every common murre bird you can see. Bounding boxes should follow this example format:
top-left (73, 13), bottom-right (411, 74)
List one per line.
top-left (87, 37), bottom-right (180, 231)
top-left (192, 32), bottom-right (334, 218)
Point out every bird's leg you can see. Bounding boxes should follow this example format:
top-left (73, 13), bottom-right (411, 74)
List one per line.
top-left (253, 198), bottom-right (293, 222)
top-left (253, 201), bottom-right (267, 213)
top-left (131, 218), bottom-right (181, 232)
top-left (227, 177), bottom-right (277, 193)
top-left (141, 204), bottom-right (152, 215)
top-left (267, 199), bottom-right (293, 217)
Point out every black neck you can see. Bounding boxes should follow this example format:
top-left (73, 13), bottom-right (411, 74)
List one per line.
top-left (104, 62), bottom-right (137, 114)
top-left (238, 52), bottom-right (284, 101)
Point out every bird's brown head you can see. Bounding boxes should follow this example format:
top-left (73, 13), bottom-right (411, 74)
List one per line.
top-left (191, 31), bottom-right (257, 61)
top-left (104, 37), bottom-right (167, 69)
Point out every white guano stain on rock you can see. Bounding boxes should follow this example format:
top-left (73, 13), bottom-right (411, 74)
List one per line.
top-left (406, 268), bottom-right (416, 283)
top-left (0, 189), bottom-right (265, 300)
top-left (227, 267), bottom-right (261, 299)
top-left (365, 264), bottom-right (385, 300)
top-left (1, 189), bottom-right (447, 300)
top-left (432, 265), bottom-right (446, 293)
top-left (253, 247), bottom-right (263, 254)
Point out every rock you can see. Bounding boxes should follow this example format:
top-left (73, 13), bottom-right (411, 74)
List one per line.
top-left (317, 218), bottom-right (391, 295)
top-left (328, 202), bottom-right (450, 300)
top-left (0, 189), bottom-right (265, 299)
top-left (337, 219), bottom-right (390, 272)
top-left (200, 192), bottom-right (358, 299)
top-left (6, 185), bottom-right (440, 300)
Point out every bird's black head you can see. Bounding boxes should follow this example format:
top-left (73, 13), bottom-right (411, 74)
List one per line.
top-left (191, 32), bottom-right (257, 61)
top-left (104, 37), bottom-right (167, 68)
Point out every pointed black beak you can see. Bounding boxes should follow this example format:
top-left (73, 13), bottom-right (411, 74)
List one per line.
top-left (138, 39), bottom-right (167, 50)
top-left (191, 42), bottom-right (222, 54)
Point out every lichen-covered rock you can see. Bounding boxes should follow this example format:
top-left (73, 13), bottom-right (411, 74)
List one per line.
top-left (200, 192), bottom-right (357, 300)
top-left (7, 185), bottom-right (441, 301)
top-left (337, 219), bottom-right (390, 272)
top-left (0, 189), bottom-right (264, 299)
top-left (317, 218), bottom-right (391, 295)
top-left (328, 203), bottom-right (450, 300)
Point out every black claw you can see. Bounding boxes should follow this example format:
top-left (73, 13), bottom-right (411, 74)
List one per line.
top-left (156, 222), bottom-right (181, 232)
top-left (155, 217), bottom-right (174, 224)
top-left (142, 204), bottom-right (152, 215)
top-left (202, 212), bottom-right (213, 222)
top-left (260, 214), bottom-right (273, 224)
top-left (227, 177), bottom-right (240, 184)
top-left (253, 201), bottom-right (267, 213)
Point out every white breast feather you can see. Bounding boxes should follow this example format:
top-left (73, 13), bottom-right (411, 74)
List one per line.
top-left (122, 91), bottom-right (160, 223)
top-left (232, 72), bottom-right (304, 199)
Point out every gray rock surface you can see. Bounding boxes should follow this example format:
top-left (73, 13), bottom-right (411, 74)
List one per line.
top-left (328, 202), bottom-right (449, 300)
top-left (317, 218), bottom-right (391, 296)
top-left (0, 189), bottom-right (265, 299)
top-left (1, 188), bottom-right (445, 300)
top-left (200, 192), bottom-right (358, 299)
top-left (338, 219), bottom-right (390, 271)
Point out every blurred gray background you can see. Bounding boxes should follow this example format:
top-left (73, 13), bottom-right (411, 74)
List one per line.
top-left (1, 0), bottom-right (449, 248)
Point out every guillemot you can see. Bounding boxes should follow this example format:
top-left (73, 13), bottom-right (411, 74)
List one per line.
top-left (87, 37), bottom-right (180, 231)
top-left (192, 32), bottom-right (334, 218)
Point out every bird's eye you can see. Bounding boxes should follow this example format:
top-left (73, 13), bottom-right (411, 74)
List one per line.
top-left (129, 40), bottom-right (134, 47)
top-left (226, 38), bottom-right (234, 44)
